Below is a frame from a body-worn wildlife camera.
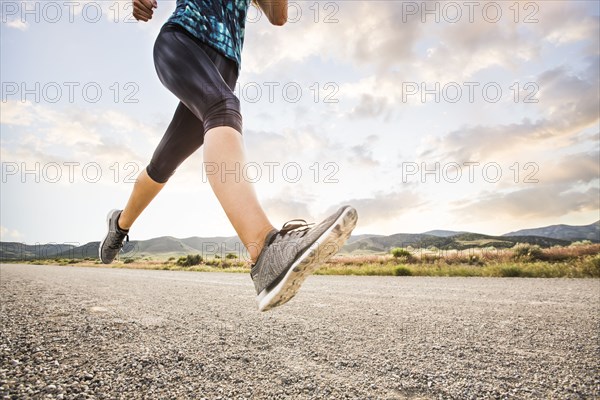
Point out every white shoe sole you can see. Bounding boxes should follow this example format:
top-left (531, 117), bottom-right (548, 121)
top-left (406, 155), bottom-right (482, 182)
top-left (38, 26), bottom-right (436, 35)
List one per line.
top-left (257, 206), bottom-right (358, 312)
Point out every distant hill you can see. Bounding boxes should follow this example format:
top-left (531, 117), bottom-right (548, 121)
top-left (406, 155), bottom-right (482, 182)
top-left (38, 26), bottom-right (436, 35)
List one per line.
top-left (504, 221), bottom-right (599, 242)
top-left (343, 233), bottom-right (431, 253)
top-left (0, 236), bottom-right (246, 261)
top-left (345, 234), bottom-right (384, 244)
top-left (342, 232), bottom-right (569, 254)
top-left (1, 220), bottom-right (595, 261)
top-left (422, 229), bottom-right (467, 237)
top-left (0, 242), bottom-right (77, 260)
top-left (49, 236), bottom-right (246, 260)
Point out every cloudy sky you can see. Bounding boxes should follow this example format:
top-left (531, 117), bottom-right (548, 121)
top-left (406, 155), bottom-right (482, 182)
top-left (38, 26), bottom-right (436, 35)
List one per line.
top-left (1, 0), bottom-right (599, 246)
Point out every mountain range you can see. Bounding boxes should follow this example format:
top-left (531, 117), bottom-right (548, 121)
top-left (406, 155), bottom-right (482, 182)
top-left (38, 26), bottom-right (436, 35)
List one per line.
top-left (503, 221), bottom-right (600, 241)
top-left (1, 221), bottom-right (597, 261)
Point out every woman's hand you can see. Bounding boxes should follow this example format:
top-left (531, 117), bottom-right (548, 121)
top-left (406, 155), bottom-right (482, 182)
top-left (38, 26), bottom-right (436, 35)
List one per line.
top-left (254, 0), bottom-right (288, 26)
top-left (133, 0), bottom-right (157, 22)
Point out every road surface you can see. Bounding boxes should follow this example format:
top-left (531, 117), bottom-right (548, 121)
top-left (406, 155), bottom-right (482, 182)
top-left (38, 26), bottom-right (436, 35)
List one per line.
top-left (1, 263), bottom-right (598, 399)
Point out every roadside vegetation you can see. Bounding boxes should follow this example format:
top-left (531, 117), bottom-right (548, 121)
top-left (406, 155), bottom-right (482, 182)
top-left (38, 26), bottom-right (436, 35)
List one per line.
top-left (316, 242), bottom-right (600, 278)
top-left (8, 242), bottom-right (600, 278)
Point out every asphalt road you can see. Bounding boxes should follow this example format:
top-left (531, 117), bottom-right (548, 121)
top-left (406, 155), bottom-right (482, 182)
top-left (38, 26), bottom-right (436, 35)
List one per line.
top-left (1, 263), bottom-right (598, 399)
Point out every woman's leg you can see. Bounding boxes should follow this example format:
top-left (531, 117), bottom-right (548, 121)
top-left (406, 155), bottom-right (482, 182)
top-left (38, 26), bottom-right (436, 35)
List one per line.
top-left (117, 169), bottom-right (164, 230)
top-left (119, 101), bottom-right (205, 230)
top-left (203, 126), bottom-right (274, 262)
top-left (123, 126), bottom-right (274, 261)
top-left (102, 26), bottom-right (274, 263)
top-left (153, 26), bottom-right (274, 261)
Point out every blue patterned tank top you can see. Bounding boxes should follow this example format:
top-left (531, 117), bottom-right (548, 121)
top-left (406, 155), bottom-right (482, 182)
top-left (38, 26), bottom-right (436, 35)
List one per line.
top-left (165, 0), bottom-right (251, 69)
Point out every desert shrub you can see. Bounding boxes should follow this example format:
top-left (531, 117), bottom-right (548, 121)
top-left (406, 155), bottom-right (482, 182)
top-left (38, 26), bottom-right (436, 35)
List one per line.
top-left (420, 254), bottom-right (442, 264)
top-left (467, 254), bottom-right (484, 266)
top-left (215, 254), bottom-right (221, 259)
top-left (317, 262), bottom-right (398, 276)
top-left (479, 248), bottom-right (507, 263)
top-left (499, 265), bottom-right (523, 277)
top-left (225, 253), bottom-right (238, 259)
top-left (590, 254), bottom-right (600, 269)
top-left (391, 248), bottom-right (414, 263)
top-left (568, 244), bottom-right (600, 257)
top-left (444, 252), bottom-right (485, 266)
top-left (541, 247), bottom-right (573, 262)
top-left (394, 266), bottom-right (412, 276)
top-left (499, 265), bottom-right (537, 277)
top-left (542, 244), bottom-right (600, 261)
top-left (580, 254), bottom-right (600, 277)
top-left (454, 254), bottom-right (484, 266)
top-left (570, 240), bottom-right (592, 246)
top-left (512, 243), bottom-right (544, 262)
top-left (67, 259), bottom-right (78, 264)
top-left (449, 266), bottom-right (482, 277)
top-left (391, 248), bottom-right (411, 258)
top-left (176, 254), bottom-right (203, 267)
top-left (326, 254), bottom-right (387, 266)
top-left (123, 258), bottom-right (134, 264)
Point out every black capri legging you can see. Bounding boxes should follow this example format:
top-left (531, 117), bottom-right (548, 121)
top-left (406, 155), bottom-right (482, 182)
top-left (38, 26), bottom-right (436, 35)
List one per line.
top-left (146, 23), bottom-right (243, 183)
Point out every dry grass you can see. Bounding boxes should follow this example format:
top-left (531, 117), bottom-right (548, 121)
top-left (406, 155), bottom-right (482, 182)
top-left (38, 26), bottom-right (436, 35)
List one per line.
top-left (319, 244), bottom-right (600, 278)
top-left (10, 244), bottom-right (600, 278)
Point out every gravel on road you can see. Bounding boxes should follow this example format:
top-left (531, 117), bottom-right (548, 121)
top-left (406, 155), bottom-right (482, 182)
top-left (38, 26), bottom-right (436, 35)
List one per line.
top-left (1, 263), bottom-right (598, 399)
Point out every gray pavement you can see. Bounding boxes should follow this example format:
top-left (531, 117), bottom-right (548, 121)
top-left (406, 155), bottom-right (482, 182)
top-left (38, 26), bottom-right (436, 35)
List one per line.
top-left (1, 263), bottom-right (598, 399)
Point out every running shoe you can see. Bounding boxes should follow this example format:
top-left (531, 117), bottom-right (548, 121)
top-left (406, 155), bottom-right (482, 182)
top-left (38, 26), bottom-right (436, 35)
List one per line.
top-left (99, 209), bottom-right (129, 264)
top-left (251, 205), bottom-right (358, 312)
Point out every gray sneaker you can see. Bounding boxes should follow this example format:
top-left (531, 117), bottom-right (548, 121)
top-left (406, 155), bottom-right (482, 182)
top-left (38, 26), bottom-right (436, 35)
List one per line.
top-left (99, 209), bottom-right (129, 264)
top-left (251, 205), bottom-right (358, 312)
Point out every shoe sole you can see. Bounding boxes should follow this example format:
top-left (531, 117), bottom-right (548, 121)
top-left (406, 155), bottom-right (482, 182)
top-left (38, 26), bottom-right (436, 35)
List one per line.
top-left (257, 206), bottom-right (358, 312)
top-left (98, 209), bottom-right (119, 264)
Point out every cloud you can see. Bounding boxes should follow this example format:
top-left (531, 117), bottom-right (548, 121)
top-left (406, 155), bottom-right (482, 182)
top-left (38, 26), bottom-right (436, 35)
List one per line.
top-left (0, 101), bottom-right (35, 126)
top-left (530, 1), bottom-right (599, 50)
top-left (5, 19), bottom-right (28, 31)
top-left (2, 100), bottom-right (160, 145)
top-left (453, 185), bottom-right (599, 220)
top-left (300, 2), bottom-right (598, 121)
top-left (402, 2), bottom-right (597, 82)
top-left (418, 60), bottom-right (600, 161)
top-left (261, 197), bottom-right (313, 224)
top-left (326, 190), bottom-right (423, 225)
top-left (414, 17), bottom-right (538, 81)
top-left (0, 101), bottom-right (159, 184)
top-left (540, 151), bottom-right (600, 186)
top-left (348, 94), bottom-right (390, 120)
top-left (244, 125), bottom-right (334, 165)
top-left (347, 134), bottom-right (380, 167)
top-left (0, 226), bottom-right (24, 241)
top-left (243, 2), bottom-right (423, 74)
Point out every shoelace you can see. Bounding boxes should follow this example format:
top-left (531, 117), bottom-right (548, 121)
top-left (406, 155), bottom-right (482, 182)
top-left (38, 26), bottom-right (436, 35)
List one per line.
top-left (271, 219), bottom-right (314, 244)
top-left (108, 230), bottom-right (129, 250)
top-left (251, 219), bottom-right (315, 268)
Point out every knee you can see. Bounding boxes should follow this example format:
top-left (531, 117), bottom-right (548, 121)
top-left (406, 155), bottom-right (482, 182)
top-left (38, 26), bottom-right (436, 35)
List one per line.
top-left (203, 95), bottom-right (243, 133)
top-left (145, 163), bottom-right (172, 184)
